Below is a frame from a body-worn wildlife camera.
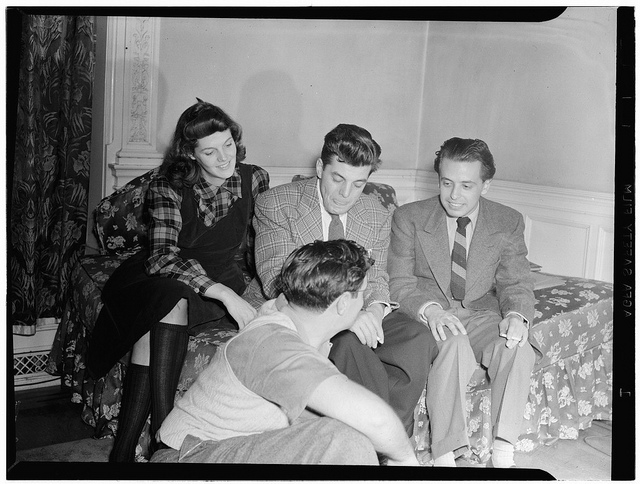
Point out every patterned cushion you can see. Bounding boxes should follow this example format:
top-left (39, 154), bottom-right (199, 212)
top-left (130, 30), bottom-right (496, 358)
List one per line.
top-left (528, 275), bottom-right (613, 366)
top-left (291, 174), bottom-right (398, 210)
top-left (94, 167), bottom-right (161, 254)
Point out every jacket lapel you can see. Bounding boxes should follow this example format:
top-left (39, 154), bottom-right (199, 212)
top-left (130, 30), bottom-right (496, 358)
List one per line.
top-left (294, 178), bottom-right (323, 242)
top-left (465, 197), bottom-right (499, 295)
top-left (418, 202), bottom-right (451, 295)
top-left (346, 200), bottom-right (376, 243)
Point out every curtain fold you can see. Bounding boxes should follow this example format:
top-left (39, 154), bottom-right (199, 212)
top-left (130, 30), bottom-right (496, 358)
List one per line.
top-left (10, 15), bottom-right (95, 335)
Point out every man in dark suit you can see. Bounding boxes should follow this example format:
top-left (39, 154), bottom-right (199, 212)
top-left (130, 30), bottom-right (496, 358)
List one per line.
top-left (251, 124), bottom-right (433, 436)
top-left (388, 137), bottom-right (536, 468)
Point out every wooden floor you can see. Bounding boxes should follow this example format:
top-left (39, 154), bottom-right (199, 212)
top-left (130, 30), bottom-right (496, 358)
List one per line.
top-left (457, 420), bottom-right (612, 480)
top-left (11, 385), bottom-right (614, 479)
top-left (13, 385), bottom-right (95, 451)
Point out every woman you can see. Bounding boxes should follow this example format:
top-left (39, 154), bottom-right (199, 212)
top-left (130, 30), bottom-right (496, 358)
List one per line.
top-left (87, 100), bottom-right (270, 462)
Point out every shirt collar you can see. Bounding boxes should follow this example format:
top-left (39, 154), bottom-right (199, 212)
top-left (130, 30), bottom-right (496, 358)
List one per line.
top-left (195, 165), bottom-right (242, 199)
top-left (465, 202), bottom-right (480, 228)
top-left (446, 200), bottom-right (480, 233)
top-left (316, 179), bottom-right (347, 228)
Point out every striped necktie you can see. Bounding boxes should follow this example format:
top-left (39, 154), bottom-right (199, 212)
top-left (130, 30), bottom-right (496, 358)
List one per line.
top-left (451, 216), bottom-right (471, 300)
top-left (328, 214), bottom-right (345, 240)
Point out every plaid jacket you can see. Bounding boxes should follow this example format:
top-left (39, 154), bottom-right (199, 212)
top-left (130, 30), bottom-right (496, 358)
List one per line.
top-left (253, 176), bottom-right (394, 305)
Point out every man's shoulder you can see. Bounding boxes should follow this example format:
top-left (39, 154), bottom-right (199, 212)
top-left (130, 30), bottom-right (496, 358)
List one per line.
top-left (232, 313), bottom-right (300, 352)
top-left (480, 197), bottom-right (524, 222)
top-left (256, 178), bottom-right (314, 206)
top-left (354, 191), bottom-right (395, 215)
top-left (395, 196), bottom-right (440, 215)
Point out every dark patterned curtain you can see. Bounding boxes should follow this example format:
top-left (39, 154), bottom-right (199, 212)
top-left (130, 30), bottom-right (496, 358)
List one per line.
top-left (10, 15), bottom-right (95, 335)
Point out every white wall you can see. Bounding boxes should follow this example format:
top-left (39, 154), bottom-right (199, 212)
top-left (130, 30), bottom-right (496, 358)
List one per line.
top-left (420, 7), bottom-right (616, 193)
top-left (91, 8), bottom-right (616, 282)
top-left (150, 9), bottom-right (616, 193)
top-left (156, 18), bottom-right (428, 171)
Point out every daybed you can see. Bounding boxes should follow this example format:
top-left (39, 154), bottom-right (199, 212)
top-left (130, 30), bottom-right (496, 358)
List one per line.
top-left (47, 168), bottom-right (612, 463)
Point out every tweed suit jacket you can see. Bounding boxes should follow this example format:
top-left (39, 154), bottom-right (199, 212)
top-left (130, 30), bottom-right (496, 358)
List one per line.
top-left (388, 196), bottom-right (535, 323)
top-left (253, 176), bottom-right (394, 305)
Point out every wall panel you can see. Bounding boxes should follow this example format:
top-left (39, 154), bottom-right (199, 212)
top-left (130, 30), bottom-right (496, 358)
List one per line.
top-left (525, 217), bottom-right (590, 279)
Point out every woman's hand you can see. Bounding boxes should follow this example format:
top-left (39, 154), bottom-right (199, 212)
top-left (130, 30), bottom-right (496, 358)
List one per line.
top-left (204, 283), bottom-right (258, 329)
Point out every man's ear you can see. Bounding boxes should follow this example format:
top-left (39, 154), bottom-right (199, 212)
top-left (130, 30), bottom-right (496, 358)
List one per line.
top-left (335, 292), bottom-right (351, 315)
top-left (481, 178), bottom-right (492, 195)
top-left (315, 158), bottom-right (324, 179)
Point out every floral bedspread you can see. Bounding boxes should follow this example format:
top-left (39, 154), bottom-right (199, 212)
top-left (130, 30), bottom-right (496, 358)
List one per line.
top-left (412, 275), bottom-right (613, 465)
top-left (48, 267), bottom-right (612, 464)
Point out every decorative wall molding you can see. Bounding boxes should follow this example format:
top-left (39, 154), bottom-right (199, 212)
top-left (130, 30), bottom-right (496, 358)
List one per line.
top-left (117, 16), bottom-right (162, 159)
top-left (394, 170), bottom-right (613, 282)
top-left (264, 166), bottom-right (436, 207)
top-left (108, 159), bottom-right (162, 189)
top-left (103, 16), bottom-right (163, 194)
top-left (104, 162), bottom-right (613, 283)
top-left (270, 167), bottom-right (613, 282)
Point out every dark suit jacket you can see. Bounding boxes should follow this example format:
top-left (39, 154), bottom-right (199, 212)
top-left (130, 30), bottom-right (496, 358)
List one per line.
top-left (253, 176), bottom-right (394, 304)
top-left (388, 196), bottom-right (535, 323)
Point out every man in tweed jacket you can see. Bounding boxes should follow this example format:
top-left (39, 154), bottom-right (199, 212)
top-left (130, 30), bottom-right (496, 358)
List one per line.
top-left (252, 124), bottom-right (433, 435)
top-left (388, 138), bottom-right (536, 467)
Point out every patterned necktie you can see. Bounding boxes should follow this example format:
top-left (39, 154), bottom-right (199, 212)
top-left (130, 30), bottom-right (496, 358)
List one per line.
top-left (328, 214), bottom-right (345, 240)
top-left (451, 216), bottom-right (471, 300)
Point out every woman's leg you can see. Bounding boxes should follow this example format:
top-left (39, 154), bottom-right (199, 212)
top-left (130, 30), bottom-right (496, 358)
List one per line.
top-left (109, 298), bottom-right (189, 462)
top-left (109, 334), bottom-right (152, 462)
top-left (149, 298), bottom-right (189, 448)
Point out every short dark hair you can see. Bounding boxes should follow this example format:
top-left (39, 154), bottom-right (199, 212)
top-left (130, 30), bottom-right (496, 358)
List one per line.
top-left (434, 137), bottom-right (496, 181)
top-left (278, 239), bottom-right (374, 311)
top-left (320, 123), bottom-right (382, 174)
top-left (160, 99), bottom-right (247, 188)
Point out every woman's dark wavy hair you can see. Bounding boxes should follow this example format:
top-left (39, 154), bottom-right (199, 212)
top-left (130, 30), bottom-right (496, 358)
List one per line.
top-left (159, 99), bottom-right (247, 189)
top-left (277, 239), bottom-right (374, 312)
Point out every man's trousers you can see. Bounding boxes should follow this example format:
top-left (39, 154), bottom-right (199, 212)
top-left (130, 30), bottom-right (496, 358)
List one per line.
top-left (425, 306), bottom-right (536, 459)
top-left (329, 310), bottom-right (435, 435)
top-left (150, 417), bottom-right (378, 465)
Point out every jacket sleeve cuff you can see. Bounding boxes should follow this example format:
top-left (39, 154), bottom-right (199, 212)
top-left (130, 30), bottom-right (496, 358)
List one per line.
top-left (419, 301), bottom-right (443, 325)
top-left (368, 300), bottom-right (399, 318)
top-left (506, 310), bottom-right (529, 328)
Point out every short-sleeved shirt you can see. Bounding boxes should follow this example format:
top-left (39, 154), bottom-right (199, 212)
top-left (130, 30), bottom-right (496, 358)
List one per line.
top-left (158, 300), bottom-right (345, 450)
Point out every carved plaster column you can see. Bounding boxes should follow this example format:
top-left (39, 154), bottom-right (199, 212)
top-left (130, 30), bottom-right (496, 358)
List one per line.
top-left (106, 16), bottom-right (162, 190)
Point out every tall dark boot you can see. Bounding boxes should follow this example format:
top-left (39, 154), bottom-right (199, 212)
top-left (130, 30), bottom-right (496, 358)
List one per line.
top-left (109, 363), bottom-right (151, 462)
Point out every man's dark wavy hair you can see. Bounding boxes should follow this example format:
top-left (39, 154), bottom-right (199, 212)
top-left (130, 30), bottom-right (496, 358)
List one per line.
top-left (434, 137), bottom-right (496, 181)
top-left (160, 99), bottom-right (247, 189)
top-left (319, 123), bottom-right (382, 174)
top-left (277, 239), bottom-right (374, 311)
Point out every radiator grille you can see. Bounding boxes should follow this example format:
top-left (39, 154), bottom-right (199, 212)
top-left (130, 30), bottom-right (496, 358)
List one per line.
top-left (14, 352), bottom-right (49, 376)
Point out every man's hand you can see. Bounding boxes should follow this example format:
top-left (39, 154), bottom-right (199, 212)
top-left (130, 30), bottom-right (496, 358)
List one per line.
top-left (205, 283), bottom-right (257, 330)
top-left (498, 314), bottom-right (529, 349)
top-left (422, 305), bottom-right (467, 342)
top-left (349, 304), bottom-right (384, 348)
